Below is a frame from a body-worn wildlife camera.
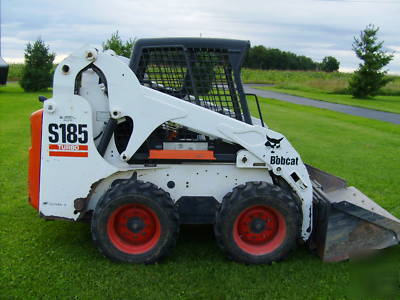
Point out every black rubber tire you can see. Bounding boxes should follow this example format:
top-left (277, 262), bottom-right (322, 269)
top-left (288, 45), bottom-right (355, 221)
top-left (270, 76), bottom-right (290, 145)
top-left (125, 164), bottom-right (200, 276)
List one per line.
top-left (91, 179), bottom-right (179, 264)
top-left (214, 181), bottom-right (301, 264)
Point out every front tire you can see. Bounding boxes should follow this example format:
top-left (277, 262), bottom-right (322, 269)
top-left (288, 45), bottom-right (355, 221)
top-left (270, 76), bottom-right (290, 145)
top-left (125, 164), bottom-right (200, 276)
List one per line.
top-left (91, 180), bottom-right (179, 264)
top-left (214, 181), bottom-right (301, 264)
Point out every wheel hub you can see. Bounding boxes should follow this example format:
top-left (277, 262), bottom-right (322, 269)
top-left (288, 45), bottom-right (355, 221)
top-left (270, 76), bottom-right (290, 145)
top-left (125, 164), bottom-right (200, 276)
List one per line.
top-left (236, 206), bottom-right (279, 245)
top-left (107, 203), bottom-right (161, 254)
top-left (250, 218), bottom-right (267, 233)
top-left (127, 217), bottom-right (145, 233)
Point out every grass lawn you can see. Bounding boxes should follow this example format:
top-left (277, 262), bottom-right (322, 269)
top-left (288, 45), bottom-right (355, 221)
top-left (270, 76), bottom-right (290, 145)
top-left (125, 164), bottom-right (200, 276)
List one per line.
top-left (242, 69), bottom-right (400, 93)
top-left (1, 83), bottom-right (400, 298)
top-left (242, 68), bottom-right (400, 114)
top-left (255, 86), bottom-right (400, 114)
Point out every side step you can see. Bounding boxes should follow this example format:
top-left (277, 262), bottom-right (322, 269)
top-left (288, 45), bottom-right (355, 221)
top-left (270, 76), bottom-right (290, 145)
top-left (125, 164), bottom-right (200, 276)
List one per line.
top-left (307, 165), bottom-right (400, 262)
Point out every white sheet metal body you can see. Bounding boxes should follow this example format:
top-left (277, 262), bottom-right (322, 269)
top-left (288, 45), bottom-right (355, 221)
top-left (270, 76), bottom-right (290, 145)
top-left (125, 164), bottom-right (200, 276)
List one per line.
top-left (39, 47), bottom-right (313, 240)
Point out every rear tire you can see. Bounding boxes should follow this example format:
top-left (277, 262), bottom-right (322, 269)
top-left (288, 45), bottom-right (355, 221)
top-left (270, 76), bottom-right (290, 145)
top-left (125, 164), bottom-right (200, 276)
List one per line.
top-left (91, 179), bottom-right (179, 264)
top-left (214, 181), bottom-right (301, 264)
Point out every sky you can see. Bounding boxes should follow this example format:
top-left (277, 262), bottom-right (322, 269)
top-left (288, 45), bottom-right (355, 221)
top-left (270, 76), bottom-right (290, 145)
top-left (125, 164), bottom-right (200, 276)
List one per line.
top-left (2, 0), bottom-right (400, 73)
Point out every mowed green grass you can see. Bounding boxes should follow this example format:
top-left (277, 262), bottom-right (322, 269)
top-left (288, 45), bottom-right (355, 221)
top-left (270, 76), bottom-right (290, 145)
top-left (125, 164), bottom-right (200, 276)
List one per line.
top-left (255, 86), bottom-right (400, 114)
top-left (1, 83), bottom-right (400, 298)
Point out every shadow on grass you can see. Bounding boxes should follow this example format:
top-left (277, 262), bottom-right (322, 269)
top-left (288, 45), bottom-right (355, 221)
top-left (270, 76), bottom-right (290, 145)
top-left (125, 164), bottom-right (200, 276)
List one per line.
top-left (35, 219), bottom-right (329, 265)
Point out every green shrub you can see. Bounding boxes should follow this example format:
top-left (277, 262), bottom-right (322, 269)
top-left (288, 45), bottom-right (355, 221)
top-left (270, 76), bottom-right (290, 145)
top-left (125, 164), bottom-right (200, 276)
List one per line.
top-left (349, 25), bottom-right (394, 98)
top-left (102, 31), bottom-right (135, 58)
top-left (321, 56), bottom-right (340, 72)
top-left (7, 64), bottom-right (24, 81)
top-left (20, 39), bottom-right (55, 92)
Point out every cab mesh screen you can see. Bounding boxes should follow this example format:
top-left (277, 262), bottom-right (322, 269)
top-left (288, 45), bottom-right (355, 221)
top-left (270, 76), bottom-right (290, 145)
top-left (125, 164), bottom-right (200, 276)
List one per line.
top-left (136, 46), bottom-right (243, 121)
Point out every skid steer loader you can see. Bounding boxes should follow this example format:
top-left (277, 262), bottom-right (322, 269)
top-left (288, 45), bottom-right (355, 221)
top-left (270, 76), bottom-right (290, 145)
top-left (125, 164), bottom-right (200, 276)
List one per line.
top-left (28, 38), bottom-right (400, 264)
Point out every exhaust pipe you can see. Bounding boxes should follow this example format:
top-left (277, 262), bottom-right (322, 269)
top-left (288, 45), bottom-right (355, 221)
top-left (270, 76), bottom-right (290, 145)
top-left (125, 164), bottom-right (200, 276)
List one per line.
top-left (306, 165), bottom-right (400, 262)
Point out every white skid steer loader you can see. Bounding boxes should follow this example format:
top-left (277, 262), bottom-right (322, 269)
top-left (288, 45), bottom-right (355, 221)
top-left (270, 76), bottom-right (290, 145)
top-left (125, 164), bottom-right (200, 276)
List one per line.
top-left (28, 38), bottom-right (400, 264)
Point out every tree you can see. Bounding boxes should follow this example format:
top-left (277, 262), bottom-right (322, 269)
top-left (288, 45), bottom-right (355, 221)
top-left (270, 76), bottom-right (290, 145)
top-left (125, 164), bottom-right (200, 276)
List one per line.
top-left (244, 45), bottom-right (269, 69)
top-left (102, 31), bottom-right (135, 58)
top-left (349, 24), bottom-right (394, 98)
top-left (20, 38), bottom-right (55, 92)
top-left (321, 56), bottom-right (340, 72)
top-left (243, 45), bottom-right (318, 71)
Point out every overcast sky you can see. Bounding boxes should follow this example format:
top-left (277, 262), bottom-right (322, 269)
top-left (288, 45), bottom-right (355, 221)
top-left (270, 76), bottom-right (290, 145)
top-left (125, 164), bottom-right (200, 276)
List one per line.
top-left (2, 0), bottom-right (400, 73)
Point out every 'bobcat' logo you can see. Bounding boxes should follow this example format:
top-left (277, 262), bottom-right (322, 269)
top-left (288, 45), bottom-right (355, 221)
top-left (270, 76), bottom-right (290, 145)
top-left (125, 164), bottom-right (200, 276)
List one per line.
top-left (265, 136), bottom-right (283, 149)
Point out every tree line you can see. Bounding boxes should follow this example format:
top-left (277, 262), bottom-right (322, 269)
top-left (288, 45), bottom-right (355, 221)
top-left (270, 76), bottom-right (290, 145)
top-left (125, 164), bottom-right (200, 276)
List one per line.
top-left (243, 45), bottom-right (340, 72)
top-left (19, 26), bottom-right (393, 98)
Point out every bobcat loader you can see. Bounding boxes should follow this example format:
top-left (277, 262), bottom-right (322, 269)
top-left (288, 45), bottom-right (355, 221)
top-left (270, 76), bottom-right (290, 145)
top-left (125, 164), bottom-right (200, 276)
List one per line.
top-left (28, 38), bottom-right (400, 264)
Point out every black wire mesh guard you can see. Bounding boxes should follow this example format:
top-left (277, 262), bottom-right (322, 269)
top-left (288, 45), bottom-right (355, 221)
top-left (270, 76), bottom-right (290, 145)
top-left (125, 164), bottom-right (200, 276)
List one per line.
top-left (132, 42), bottom-right (250, 123)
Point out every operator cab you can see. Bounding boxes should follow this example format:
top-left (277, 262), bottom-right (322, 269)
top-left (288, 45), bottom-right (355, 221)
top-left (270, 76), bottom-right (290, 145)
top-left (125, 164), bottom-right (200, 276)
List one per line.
top-left (130, 37), bottom-right (252, 124)
top-left (114, 38), bottom-right (263, 164)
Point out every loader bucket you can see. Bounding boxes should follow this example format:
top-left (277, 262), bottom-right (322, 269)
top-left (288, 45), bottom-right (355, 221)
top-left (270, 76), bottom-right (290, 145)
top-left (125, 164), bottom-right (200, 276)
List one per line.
top-left (306, 165), bottom-right (400, 262)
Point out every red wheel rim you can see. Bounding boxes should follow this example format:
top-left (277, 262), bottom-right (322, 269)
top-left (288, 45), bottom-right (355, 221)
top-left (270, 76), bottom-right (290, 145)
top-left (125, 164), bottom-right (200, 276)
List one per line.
top-left (233, 205), bottom-right (286, 255)
top-left (107, 204), bottom-right (161, 254)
